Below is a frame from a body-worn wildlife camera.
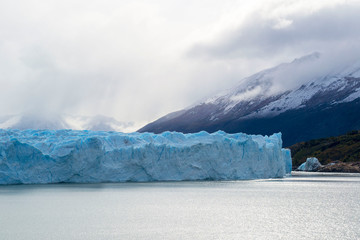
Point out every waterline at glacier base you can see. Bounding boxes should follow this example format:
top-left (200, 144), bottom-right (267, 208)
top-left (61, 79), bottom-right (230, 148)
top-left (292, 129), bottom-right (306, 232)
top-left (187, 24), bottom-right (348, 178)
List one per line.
top-left (0, 129), bottom-right (291, 184)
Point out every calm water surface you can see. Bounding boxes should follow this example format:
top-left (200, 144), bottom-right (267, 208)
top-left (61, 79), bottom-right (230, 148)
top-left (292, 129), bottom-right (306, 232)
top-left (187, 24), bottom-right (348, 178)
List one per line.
top-left (0, 172), bottom-right (359, 240)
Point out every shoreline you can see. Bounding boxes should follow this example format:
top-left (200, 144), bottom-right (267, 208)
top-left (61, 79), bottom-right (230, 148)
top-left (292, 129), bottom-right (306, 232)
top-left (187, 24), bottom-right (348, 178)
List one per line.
top-left (293, 161), bottom-right (360, 173)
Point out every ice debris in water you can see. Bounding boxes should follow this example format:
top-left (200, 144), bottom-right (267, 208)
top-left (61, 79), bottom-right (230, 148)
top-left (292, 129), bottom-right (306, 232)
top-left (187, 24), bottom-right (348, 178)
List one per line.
top-left (297, 157), bottom-right (322, 171)
top-left (0, 129), bottom-right (291, 184)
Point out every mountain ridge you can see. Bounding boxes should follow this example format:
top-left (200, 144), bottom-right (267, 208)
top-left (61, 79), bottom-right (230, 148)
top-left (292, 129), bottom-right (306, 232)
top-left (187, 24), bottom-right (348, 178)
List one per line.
top-left (139, 53), bottom-right (360, 146)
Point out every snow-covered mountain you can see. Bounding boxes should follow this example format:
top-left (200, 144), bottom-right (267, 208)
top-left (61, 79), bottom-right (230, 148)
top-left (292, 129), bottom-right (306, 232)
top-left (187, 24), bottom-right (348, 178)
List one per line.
top-left (139, 53), bottom-right (360, 146)
top-left (0, 114), bottom-right (134, 132)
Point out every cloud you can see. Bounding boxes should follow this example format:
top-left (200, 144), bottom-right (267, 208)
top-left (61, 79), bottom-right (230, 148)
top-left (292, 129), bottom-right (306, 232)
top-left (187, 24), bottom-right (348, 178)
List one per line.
top-left (0, 0), bottom-right (359, 130)
top-left (188, 3), bottom-right (360, 60)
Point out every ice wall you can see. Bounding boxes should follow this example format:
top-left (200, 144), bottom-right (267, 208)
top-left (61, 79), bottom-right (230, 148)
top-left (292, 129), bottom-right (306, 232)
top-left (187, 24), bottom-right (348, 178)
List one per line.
top-left (0, 129), bottom-right (291, 184)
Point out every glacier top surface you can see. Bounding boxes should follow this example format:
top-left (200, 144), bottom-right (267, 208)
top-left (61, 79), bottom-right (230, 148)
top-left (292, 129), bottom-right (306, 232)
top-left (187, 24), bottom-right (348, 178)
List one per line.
top-left (0, 129), bottom-right (283, 155)
top-left (0, 129), bottom-right (287, 173)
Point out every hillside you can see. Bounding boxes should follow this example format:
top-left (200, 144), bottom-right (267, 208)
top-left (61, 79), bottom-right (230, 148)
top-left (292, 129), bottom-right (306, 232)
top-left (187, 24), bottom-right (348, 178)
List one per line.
top-left (289, 130), bottom-right (360, 168)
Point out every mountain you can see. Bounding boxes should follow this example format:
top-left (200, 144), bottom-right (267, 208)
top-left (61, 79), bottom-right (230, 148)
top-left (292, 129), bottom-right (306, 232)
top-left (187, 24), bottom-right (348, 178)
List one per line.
top-left (0, 114), bottom-right (134, 132)
top-left (139, 53), bottom-right (360, 146)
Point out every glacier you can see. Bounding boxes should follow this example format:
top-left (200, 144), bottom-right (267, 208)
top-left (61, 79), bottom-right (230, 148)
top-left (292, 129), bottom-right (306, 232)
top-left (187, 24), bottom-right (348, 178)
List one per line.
top-left (0, 129), bottom-right (291, 184)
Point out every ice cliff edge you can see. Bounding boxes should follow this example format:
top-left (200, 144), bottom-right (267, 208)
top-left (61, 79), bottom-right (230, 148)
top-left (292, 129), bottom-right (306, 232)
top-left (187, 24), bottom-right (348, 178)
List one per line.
top-left (0, 129), bottom-right (291, 184)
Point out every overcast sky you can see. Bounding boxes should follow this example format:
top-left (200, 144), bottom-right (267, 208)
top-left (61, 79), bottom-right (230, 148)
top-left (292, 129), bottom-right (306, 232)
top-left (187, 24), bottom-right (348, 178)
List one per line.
top-left (1, 0), bottom-right (359, 129)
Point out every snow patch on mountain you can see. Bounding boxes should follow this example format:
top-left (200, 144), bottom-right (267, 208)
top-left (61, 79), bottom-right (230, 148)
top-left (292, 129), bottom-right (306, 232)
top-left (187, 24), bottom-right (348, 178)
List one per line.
top-left (340, 87), bottom-right (360, 103)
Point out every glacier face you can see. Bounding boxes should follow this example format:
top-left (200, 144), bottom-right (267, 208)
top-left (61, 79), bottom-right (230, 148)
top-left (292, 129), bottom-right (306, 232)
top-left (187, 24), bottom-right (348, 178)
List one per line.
top-left (0, 129), bottom-right (291, 184)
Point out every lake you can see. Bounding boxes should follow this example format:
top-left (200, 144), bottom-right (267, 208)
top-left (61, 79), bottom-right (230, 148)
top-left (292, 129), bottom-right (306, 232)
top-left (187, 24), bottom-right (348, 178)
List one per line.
top-left (0, 172), bottom-right (359, 240)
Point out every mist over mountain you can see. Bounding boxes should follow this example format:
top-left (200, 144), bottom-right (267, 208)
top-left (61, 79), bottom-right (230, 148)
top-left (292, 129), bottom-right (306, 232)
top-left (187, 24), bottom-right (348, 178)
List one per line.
top-left (139, 53), bottom-right (360, 146)
top-left (0, 114), bottom-right (134, 132)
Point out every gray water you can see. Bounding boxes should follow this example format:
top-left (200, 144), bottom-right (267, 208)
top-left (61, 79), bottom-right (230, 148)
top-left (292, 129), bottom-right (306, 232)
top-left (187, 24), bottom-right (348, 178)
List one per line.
top-left (0, 172), bottom-right (359, 240)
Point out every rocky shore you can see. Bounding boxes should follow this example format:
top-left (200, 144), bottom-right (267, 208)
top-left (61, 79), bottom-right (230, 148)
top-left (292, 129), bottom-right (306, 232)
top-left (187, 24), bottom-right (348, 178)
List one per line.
top-left (318, 161), bottom-right (360, 173)
top-left (295, 157), bottom-right (360, 173)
